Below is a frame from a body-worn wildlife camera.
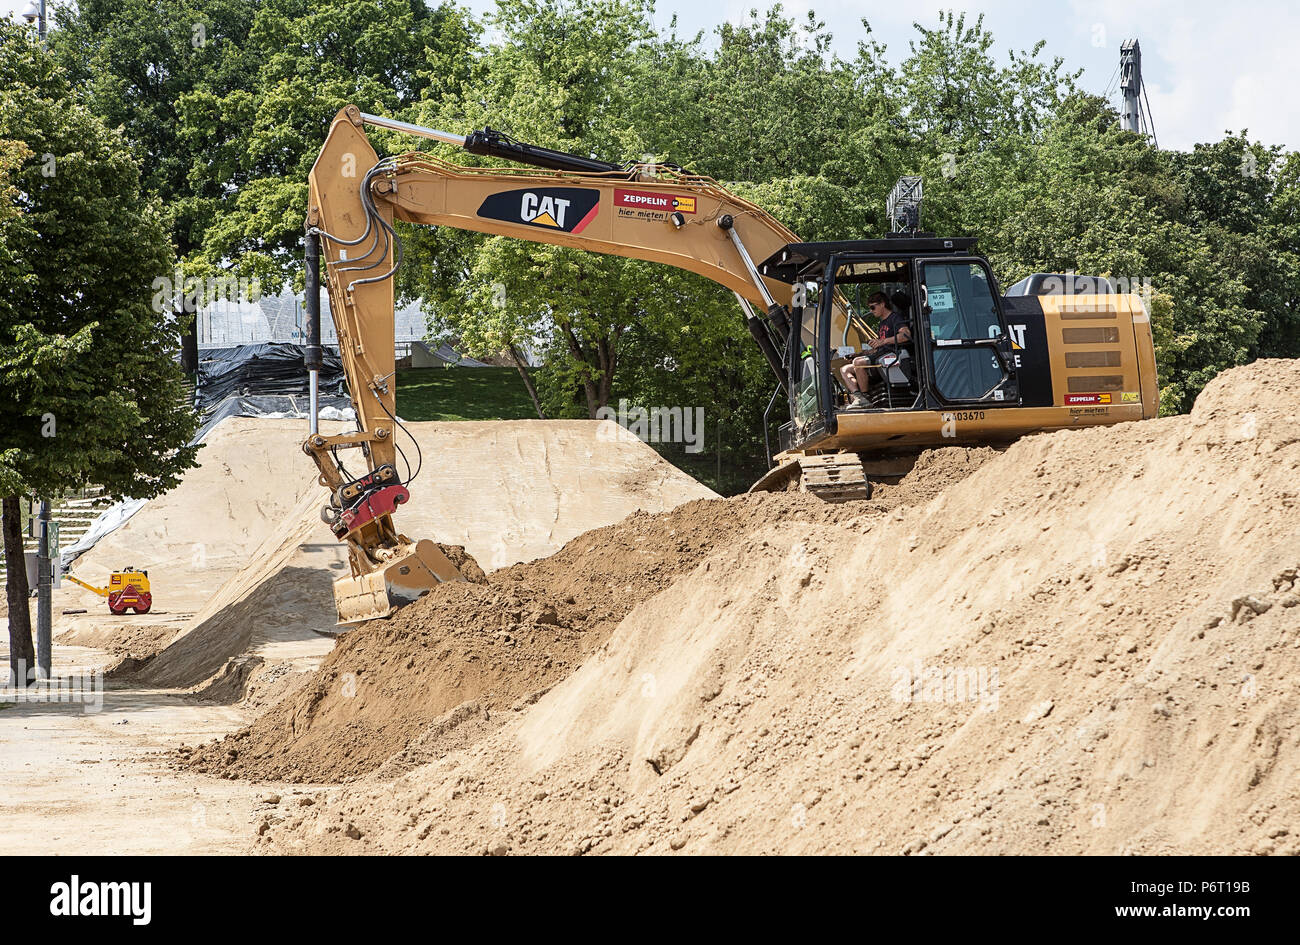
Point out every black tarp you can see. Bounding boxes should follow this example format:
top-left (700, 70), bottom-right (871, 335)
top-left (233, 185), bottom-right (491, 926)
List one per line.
top-left (196, 342), bottom-right (347, 411)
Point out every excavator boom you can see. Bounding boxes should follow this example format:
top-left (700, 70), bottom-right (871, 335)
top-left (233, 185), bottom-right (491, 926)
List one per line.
top-left (303, 105), bottom-right (862, 623)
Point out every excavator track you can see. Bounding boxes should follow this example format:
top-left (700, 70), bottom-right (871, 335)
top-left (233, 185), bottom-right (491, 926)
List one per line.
top-left (748, 452), bottom-right (872, 501)
top-left (798, 453), bottom-right (871, 502)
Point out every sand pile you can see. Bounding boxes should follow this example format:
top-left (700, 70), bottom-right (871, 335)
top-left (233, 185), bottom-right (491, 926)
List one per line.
top-left (248, 360), bottom-right (1300, 854)
top-left (57, 418), bottom-right (348, 622)
top-left (107, 418), bottom-right (712, 695)
top-left (180, 493), bottom-right (876, 782)
top-left (180, 447), bottom-right (995, 778)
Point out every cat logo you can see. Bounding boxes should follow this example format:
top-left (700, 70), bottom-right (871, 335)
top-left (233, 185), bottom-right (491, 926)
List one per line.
top-left (477, 187), bottom-right (601, 234)
top-left (522, 192), bottom-right (567, 228)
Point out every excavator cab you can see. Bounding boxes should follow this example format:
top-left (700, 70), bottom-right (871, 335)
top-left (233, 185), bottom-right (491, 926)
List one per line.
top-left (760, 238), bottom-right (1020, 456)
top-left (304, 108), bottom-right (1158, 616)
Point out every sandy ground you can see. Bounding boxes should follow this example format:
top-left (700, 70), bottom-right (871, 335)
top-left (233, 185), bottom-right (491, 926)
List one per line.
top-left (0, 642), bottom-right (291, 854)
top-left (8, 363), bottom-right (1300, 855)
top-left (245, 360), bottom-right (1300, 856)
top-left (2, 416), bottom-right (713, 854)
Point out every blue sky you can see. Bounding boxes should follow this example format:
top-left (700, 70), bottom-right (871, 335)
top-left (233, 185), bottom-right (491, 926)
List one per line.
top-left (6, 0), bottom-right (1295, 152)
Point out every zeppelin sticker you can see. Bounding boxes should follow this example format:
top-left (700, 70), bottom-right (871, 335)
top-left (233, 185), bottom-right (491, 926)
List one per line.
top-left (1065, 393), bottom-right (1112, 405)
top-left (614, 189), bottom-right (696, 222)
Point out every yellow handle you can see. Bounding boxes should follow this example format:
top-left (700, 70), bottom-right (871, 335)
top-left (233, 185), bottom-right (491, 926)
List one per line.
top-left (66, 574), bottom-right (109, 596)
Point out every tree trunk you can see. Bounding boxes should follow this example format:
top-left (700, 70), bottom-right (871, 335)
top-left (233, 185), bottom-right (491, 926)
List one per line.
top-left (178, 299), bottom-right (199, 374)
top-left (561, 323), bottom-right (601, 418)
top-left (558, 316), bottom-right (628, 419)
top-left (507, 344), bottom-right (547, 419)
top-left (180, 321), bottom-right (199, 374)
top-left (3, 495), bottom-right (35, 687)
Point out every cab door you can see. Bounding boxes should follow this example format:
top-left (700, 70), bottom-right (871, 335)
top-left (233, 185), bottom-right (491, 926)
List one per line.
top-left (916, 257), bottom-right (1019, 407)
top-left (789, 276), bottom-right (832, 445)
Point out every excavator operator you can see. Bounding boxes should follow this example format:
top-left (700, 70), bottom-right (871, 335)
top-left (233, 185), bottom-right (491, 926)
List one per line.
top-left (840, 291), bottom-right (912, 405)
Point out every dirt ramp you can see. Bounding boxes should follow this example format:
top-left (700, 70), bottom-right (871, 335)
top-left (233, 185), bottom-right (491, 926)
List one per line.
top-left (130, 487), bottom-right (343, 690)
top-left (398, 420), bottom-right (716, 569)
top-left (59, 418), bottom-right (346, 620)
top-left (114, 418), bottom-right (713, 693)
top-left (255, 360), bottom-right (1300, 854)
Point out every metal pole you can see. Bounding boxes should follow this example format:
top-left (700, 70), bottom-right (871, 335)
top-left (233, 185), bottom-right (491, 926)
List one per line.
top-left (718, 216), bottom-right (777, 309)
top-left (358, 113), bottom-right (466, 147)
top-left (304, 229), bottom-right (322, 435)
top-left (36, 499), bottom-right (51, 681)
top-left (1120, 40), bottom-right (1142, 134)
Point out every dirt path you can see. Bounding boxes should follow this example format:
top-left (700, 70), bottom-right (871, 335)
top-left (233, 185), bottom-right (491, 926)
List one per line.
top-left (0, 643), bottom-right (324, 855)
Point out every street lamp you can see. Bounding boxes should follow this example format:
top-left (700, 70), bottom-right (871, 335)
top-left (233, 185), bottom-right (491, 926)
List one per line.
top-left (19, 1), bottom-right (47, 43)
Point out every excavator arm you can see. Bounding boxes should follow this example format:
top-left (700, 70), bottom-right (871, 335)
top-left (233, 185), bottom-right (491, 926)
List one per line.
top-left (305, 105), bottom-right (864, 623)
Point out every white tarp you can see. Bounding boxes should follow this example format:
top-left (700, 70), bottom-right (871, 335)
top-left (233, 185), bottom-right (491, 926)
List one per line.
top-left (60, 400), bottom-right (356, 568)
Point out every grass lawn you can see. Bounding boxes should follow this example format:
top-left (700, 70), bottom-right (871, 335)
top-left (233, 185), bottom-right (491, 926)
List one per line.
top-left (396, 366), bottom-right (537, 421)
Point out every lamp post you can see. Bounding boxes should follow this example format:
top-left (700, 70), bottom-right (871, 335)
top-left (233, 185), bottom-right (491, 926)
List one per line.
top-left (20, 1), bottom-right (47, 45)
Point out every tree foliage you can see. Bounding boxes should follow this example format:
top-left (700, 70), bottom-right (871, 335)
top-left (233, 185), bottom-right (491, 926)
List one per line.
top-left (1, 22), bottom-right (200, 677)
top-left (37, 0), bottom-right (1300, 490)
top-left (0, 23), bottom-right (198, 501)
top-left (51, 0), bottom-right (258, 257)
top-left (181, 0), bottom-right (477, 290)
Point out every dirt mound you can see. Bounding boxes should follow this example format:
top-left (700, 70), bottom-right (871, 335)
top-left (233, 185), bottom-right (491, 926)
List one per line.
top-left (58, 621), bottom-right (178, 663)
top-left (102, 418), bottom-right (712, 694)
top-left (180, 493), bottom-right (870, 782)
top-left (870, 446), bottom-right (999, 508)
top-left (252, 360), bottom-right (1300, 854)
top-left (180, 447), bottom-right (994, 783)
top-left (58, 418), bottom-right (348, 620)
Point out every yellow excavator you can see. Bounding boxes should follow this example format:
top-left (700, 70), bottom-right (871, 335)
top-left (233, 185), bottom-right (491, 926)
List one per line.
top-left (303, 105), bottom-right (1158, 623)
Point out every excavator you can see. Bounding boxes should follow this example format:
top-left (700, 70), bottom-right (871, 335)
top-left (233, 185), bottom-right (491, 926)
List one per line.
top-left (303, 105), bottom-right (1159, 623)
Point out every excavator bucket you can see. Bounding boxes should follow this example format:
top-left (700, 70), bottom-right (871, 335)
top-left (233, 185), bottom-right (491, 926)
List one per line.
top-left (333, 539), bottom-right (463, 624)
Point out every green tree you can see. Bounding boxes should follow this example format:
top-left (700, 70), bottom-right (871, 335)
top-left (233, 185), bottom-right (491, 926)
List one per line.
top-left (406, 0), bottom-right (668, 419)
top-left (410, 2), bottom-right (895, 447)
top-left (1172, 136), bottom-right (1300, 361)
top-left (929, 94), bottom-right (1264, 413)
top-left (0, 24), bottom-right (199, 683)
top-left (52, 0), bottom-right (258, 259)
top-left (184, 0), bottom-right (476, 291)
top-left (52, 0), bottom-right (260, 365)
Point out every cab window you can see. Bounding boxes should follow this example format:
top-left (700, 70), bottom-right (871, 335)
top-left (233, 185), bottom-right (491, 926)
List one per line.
top-left (924, 261), bottom-right (1005, 401)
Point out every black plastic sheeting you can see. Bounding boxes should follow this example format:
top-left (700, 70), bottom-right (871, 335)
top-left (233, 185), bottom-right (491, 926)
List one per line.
top-left (196, 342), bottom-right (347, 411)
top-left (192, 393), bottom-right (356, 442)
